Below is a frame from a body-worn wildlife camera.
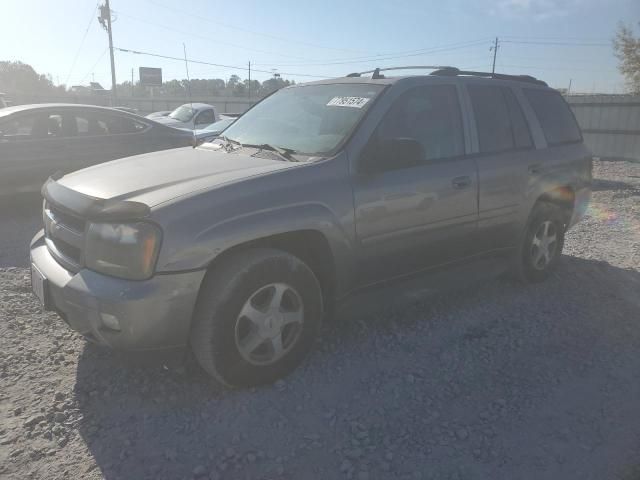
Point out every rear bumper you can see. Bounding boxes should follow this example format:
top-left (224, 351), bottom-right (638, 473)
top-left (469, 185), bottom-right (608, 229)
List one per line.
top-left (30, 231), bottom-right (206, 351)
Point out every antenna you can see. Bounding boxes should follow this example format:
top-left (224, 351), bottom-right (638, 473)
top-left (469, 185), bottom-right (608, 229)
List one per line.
top-left (183, 43), bottom-right (196, 147)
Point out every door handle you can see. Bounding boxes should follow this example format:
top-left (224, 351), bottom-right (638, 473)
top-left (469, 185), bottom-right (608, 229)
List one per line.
top-left (451, 176), bottom-right (471, 189)
top-left (528, 164), bottom-right (543, 174)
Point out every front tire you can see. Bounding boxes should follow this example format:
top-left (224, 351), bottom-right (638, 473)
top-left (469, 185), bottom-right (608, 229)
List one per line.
top-left (513, 202), bottom-right (566, 283)
top-left (190, 248), bottom-right (323, 388)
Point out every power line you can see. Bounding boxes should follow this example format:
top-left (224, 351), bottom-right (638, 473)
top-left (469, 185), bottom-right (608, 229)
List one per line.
top-left (251, 38), bottom-right (492, 66)
top-left (64, 3), bottom-right (100, 85)
top-left (501, 40), bottom-right (610, 47)
top-left (115, 11), bottom-right (310, 61)
top-left (143, 0), bottom-right (372, 55)
top-left (114, 47), bottom-right (330, 78)
top-left (116, 8), bottom-right (492, 68)
top-left (501, 35), bottom-right (610, 42)
top-left (496, 63), bottom-right (617, 73)
top-left (78, 48), bottom-right (108, 84)
top-left (251, 39), bottom-right (491, 68)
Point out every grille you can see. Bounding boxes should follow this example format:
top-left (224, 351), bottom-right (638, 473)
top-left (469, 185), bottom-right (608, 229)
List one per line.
top-left (44, 202), bottom-right (85, 268)
top-left (48, 205), bottom-right (85, 233)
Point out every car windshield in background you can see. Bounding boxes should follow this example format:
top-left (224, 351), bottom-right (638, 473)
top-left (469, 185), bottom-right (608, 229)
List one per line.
top-left (169, 105), bottom-right (195, 122)
top-left (203, 117), bottom-right (234, 132)
top-left (222, 84), bottom-right (384, 155)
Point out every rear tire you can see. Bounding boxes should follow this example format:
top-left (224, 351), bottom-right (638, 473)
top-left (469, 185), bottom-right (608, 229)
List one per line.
top-left (513, 202), bottom-right (566, 283)
top-left (190, 248), bottom-right (323, 388)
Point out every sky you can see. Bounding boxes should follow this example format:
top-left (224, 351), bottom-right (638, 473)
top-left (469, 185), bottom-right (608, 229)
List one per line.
top-left (1, 0), bottom-right (639, 93)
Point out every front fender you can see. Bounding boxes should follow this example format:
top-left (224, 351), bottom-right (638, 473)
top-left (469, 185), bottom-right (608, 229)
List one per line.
top-left (156, 202), bottom-right (356, 295)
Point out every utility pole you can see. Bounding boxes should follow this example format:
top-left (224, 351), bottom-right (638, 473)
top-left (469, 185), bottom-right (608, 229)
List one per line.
top-left (567, 78), bottom-right (572, 95)
top-left (490, 37), bottom-right (499, 74)
top-left (131, 68), bottom-right (134, 97)
top-left (248, 61), bottom-right (251, 99)
top-left (99, 0), bottom-right (117, 104)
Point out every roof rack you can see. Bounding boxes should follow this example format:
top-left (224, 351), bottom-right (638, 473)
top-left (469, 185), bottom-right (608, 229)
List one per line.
top-left (430, 67), bottom-right (547, 86)
top-left (346, 65), bottom-right (547, 86)
top-left (346, 66), bottom-right (454, 79)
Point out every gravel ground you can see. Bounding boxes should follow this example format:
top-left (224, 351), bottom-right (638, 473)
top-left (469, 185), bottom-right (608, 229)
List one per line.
top-left (0, 193), bottom-right (42, 268)
top-left (1, 159), bottom-right (639, 480)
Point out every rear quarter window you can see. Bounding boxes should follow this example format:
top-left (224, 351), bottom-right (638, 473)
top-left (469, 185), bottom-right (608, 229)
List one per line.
top-left (523, 89), bottom-right (582, 146)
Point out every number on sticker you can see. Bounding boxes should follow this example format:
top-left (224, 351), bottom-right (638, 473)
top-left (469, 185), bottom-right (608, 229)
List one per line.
top-left (327, 96), bottom-right (370, 108)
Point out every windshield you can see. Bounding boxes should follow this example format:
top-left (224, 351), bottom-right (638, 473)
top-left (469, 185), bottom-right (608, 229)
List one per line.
top-left (169, 105), bottom-right (195, 122)
top-left (222, 84), bottom-right (384, 155)
top-left (204, 118), bottom-right (234, 132)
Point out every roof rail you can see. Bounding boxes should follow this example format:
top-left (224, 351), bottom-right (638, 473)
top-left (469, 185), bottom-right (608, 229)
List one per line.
top-left (345, 65), bottom-right (547, 86)
top-left (346, 66), bottom-right (455, 79)
top-left (430, 67), bottom-right (547, 86)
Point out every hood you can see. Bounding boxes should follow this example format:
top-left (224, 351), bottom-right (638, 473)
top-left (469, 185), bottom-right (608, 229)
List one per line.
top-left (58, 146), bottom-right (300, 207)
top-left (194, 128), bottom-right (220, 140)
top-left (153, 116), bottom-right (189, 127)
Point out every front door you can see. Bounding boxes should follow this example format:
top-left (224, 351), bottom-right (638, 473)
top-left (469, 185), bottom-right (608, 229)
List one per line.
top-left (0, 110), bottom-right (69, 195)
top-left (352, 84), bottom-right (478, 286)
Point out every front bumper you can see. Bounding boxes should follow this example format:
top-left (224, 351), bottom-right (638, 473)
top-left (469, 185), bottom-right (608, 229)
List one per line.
top-left (30, 230), bottom-right (206, 351)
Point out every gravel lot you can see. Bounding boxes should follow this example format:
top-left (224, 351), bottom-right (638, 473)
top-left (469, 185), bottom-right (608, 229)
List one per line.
top-left (1, 159), bottom-right (639, 480)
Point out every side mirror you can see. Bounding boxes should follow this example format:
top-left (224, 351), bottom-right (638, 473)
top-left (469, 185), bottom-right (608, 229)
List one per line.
top-left (360, 137), bottom-right (424, 174)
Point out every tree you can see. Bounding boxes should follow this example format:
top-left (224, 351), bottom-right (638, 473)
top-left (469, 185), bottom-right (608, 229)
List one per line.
top-left (226, 74), bottom-right (241, 93)
top-left (0, 61), bottom-right (65, 95)
top-left (259, 76), bottom-right (293, 96)
top-left (613, 22), bottom-right (640, 94)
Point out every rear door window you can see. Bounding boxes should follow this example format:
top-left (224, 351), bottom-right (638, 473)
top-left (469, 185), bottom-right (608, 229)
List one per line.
top-left (523, 89), bottom-right (581, 145)
top-left (195, 109), bottom-right (215, 126)
top-left (104, 115), bottom-right (147, 134)
top-left (503, 88), bottom-right (533, 149)
top-left (75, 114), bottom-right (109, 136)
top-left (468, 85), bottom-right (514, 154)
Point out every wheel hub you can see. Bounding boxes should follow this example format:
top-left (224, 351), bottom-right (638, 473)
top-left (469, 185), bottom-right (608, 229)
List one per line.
top-left (530, 220), bottom-right (558, 270)
top-left (234, 283), bottom-right (304, 366)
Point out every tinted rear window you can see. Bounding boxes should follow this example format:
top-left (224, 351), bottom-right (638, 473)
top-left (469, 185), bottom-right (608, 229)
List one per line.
top-left (503, 88), bottom-right (533, 149)
top-left (524, 89), bottom-right (581, 145)
top-left (468, 85), bottom-right (514, 154)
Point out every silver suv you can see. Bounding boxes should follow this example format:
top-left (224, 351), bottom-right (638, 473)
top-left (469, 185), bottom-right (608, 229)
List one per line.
top-left (30, 67), bottom-right (592, 387)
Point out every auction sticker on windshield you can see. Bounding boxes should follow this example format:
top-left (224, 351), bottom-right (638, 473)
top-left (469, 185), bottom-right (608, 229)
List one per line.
top-left (327, 96), bottom-right (371, 108)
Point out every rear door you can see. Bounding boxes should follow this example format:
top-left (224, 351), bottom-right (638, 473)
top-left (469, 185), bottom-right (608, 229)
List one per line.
top-left (352, 83), bottom-right (479, 285)
top-left (465, 83), bottom-right (537, 251)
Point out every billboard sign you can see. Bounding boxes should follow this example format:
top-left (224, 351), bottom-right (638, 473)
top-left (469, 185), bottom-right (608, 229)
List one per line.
top-left (139, 67), bottom-right (162, 86)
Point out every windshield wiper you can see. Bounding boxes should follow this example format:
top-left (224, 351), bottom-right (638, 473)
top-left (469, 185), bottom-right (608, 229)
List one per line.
top-left (244, 143), bottom-right (300, 162)
top-left (219, 135), bottom-right (242, 150)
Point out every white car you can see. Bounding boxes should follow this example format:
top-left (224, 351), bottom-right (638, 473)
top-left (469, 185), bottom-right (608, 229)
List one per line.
top-left (146, 110), bottom-right (171, 119)
top-left (153, 103), bottom-right (219, 130)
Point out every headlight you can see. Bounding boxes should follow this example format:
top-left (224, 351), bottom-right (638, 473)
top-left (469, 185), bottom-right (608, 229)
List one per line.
top-left (85, 222), bottom-right (162, 280)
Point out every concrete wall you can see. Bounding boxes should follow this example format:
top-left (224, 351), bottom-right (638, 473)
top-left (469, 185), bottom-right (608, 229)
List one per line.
top-left (7, 94), bottom-right (258, 115)
top-left (566, 94), bottom-right (640, 161)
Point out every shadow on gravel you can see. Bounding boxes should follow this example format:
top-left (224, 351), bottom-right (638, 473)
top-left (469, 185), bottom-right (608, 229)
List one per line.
top-left (0, 192), bottom-right (43, 218)
top-left (0, 192), bottom-right (44, 268)
top-left (72, 256), bottom-right (640, 480)
top-left (592, 178), bottom-right (640, 195)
